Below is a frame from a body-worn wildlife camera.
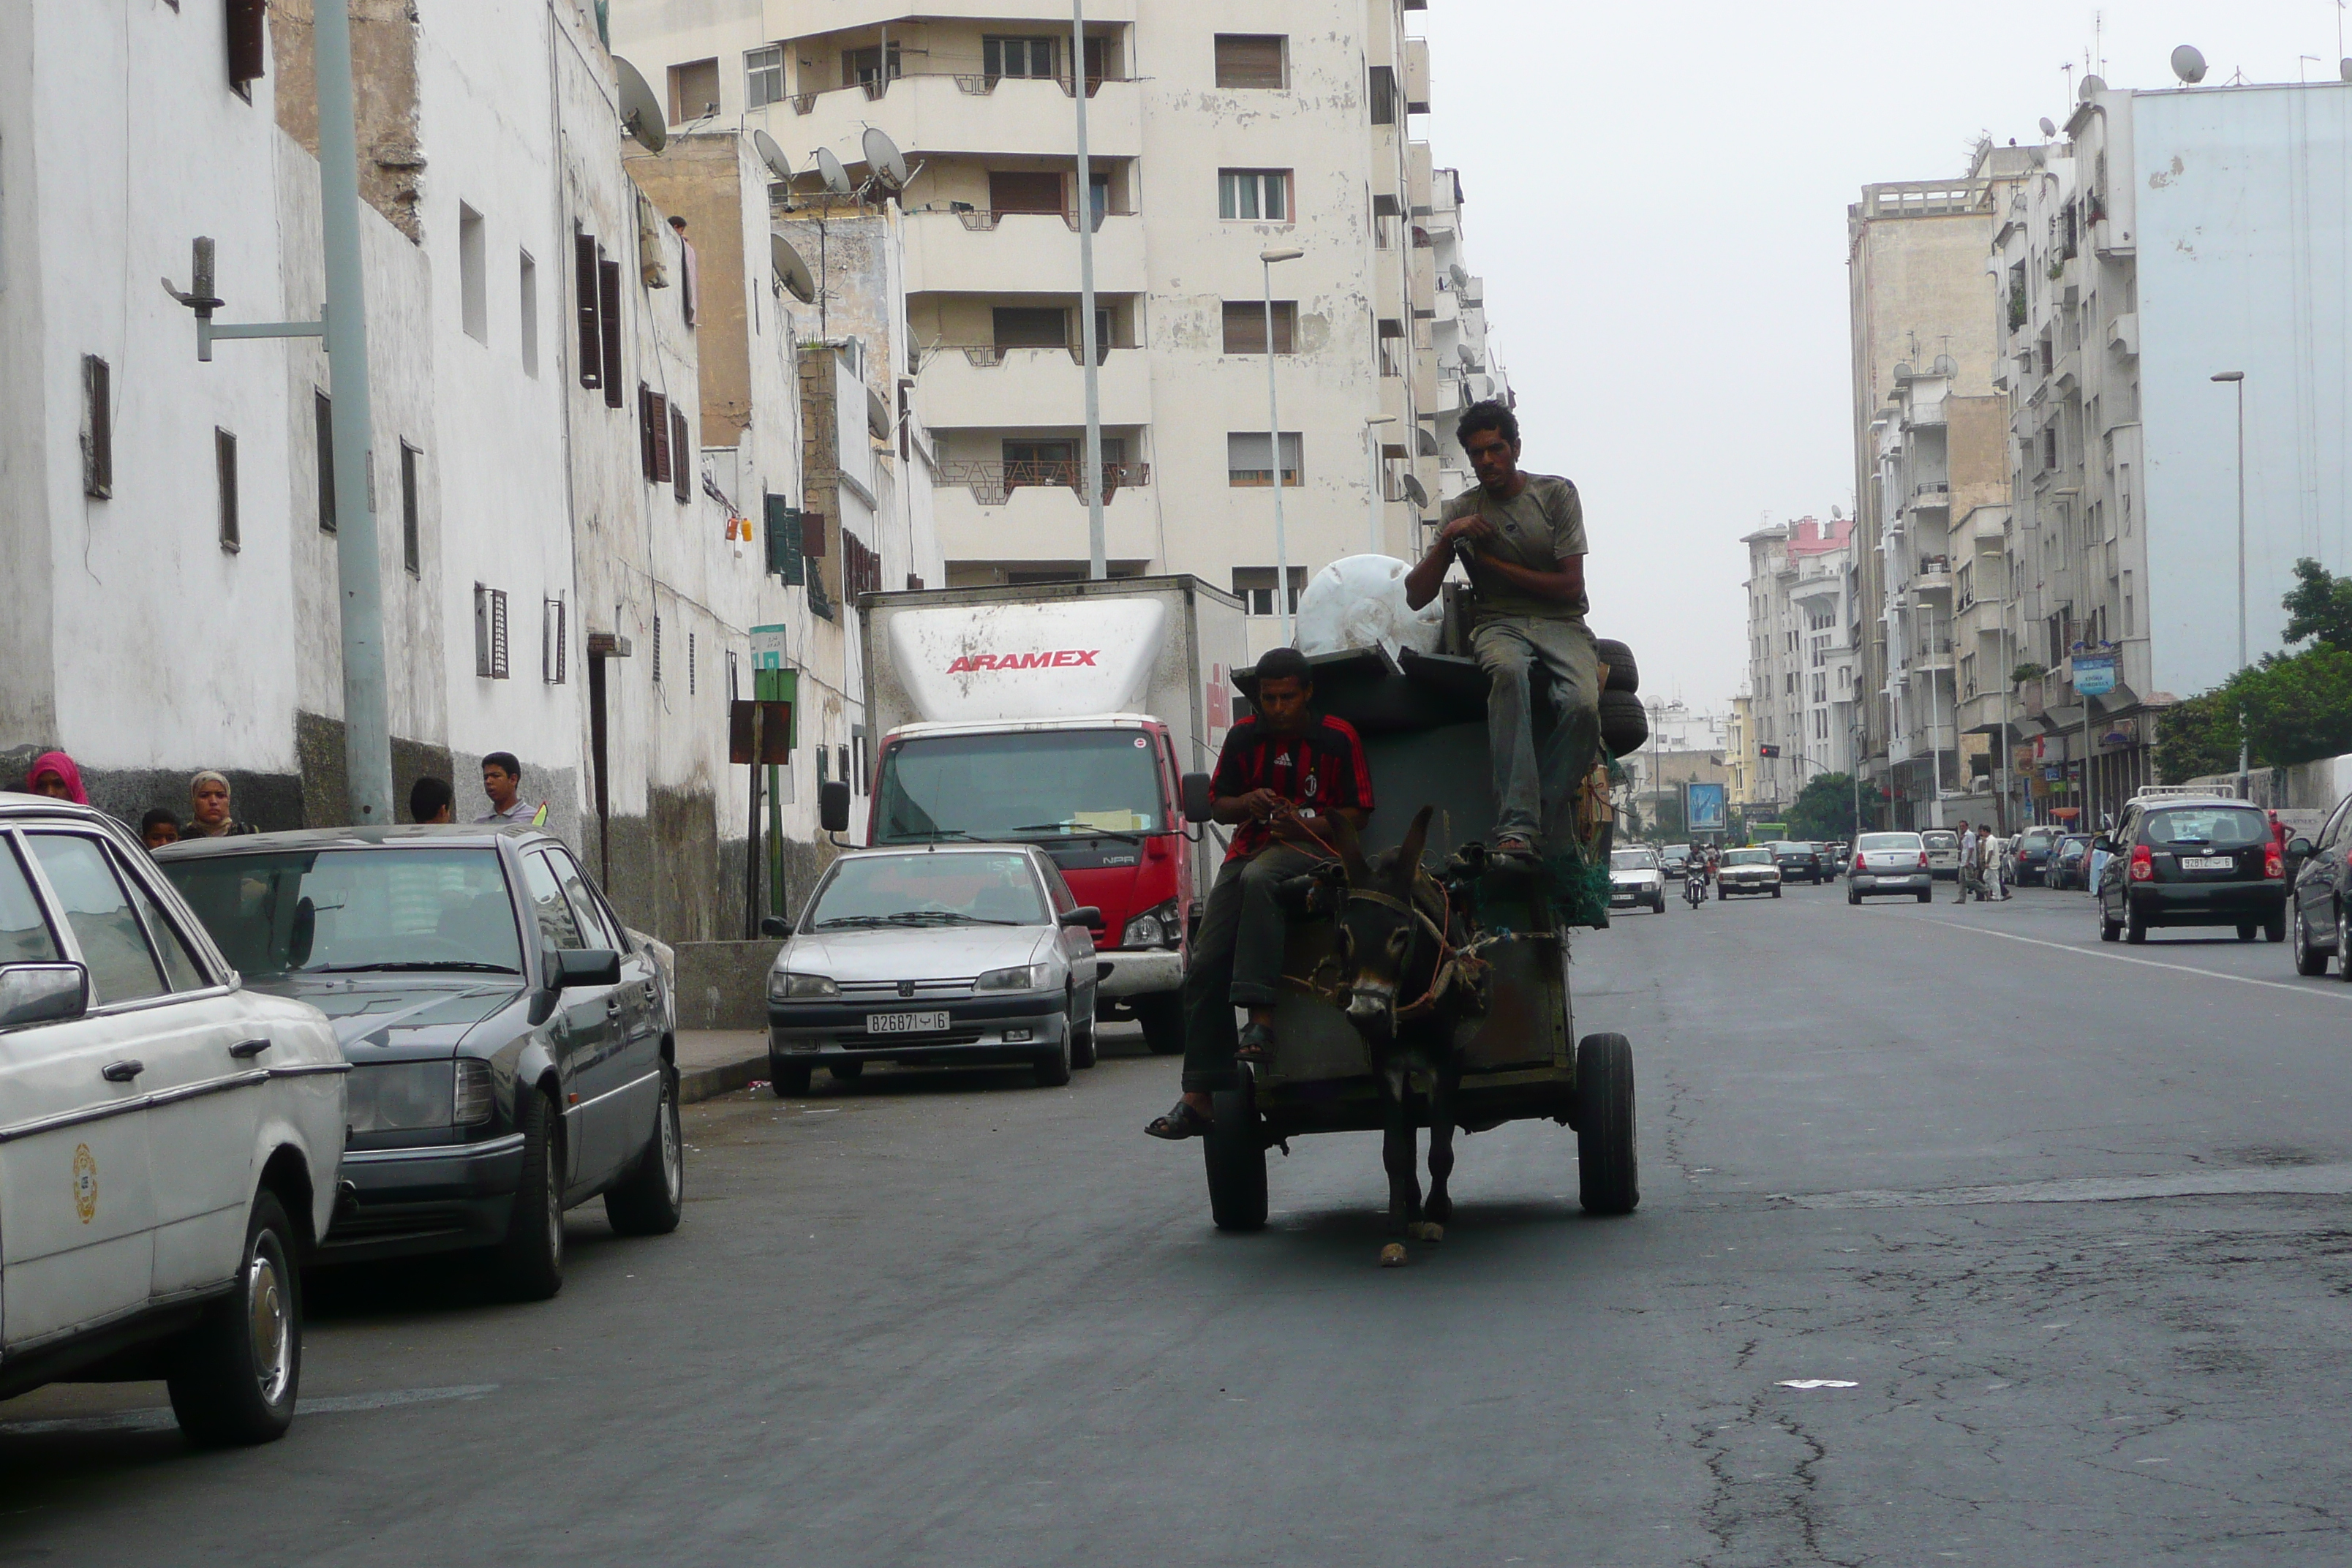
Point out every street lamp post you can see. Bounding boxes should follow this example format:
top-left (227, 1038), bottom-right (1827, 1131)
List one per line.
top-left (2213, 370), bottom-right (2248, 796)
top-left (1073, 1), bottom-right (1105, 579)
top-left (1364, 415), bottom-right (1396, 554)
top-left (1262, 246), bottom-right (1304, 641)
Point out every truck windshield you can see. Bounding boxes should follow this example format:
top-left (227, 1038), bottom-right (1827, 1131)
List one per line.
top-left (159, 848), bottom-right (522, 978)
top-left (875, 730), bottom-right (1164, 843)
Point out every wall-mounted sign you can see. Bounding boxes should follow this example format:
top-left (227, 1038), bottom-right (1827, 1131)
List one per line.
top-left (2072, 652), bottom-right (2118, 698)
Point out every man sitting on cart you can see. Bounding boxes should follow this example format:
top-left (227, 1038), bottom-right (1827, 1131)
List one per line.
top-left (1145, 647), bottom-right (1374, 1141)
top-left (1403, 399), bottom-right (1599, 862)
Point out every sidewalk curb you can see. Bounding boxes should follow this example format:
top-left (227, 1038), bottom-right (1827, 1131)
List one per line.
top-left (679, 1050), bottom-right (767, 1105)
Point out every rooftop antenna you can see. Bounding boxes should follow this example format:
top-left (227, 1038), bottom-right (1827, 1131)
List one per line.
top-left (612, 56), bottom-right (667, 153)
top-left (815, 146), bottom-right (853, 197)
top-left (769, 229), bottom-right (816, 304)
top-left (860, 126), bottom-right (909, 194)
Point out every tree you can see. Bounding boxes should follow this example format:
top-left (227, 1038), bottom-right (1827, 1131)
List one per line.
top-left (2240, 645), bottom-right (2352, 766)
top-left (1785, 772), bottom-right (1885, 841)
top-left (2154, 687), bottom-right (2239, 783)
top-left (2281, 557), bottom-right (2352, 652)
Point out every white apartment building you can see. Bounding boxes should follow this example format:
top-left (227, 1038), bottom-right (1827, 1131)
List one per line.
top-left (1741, 516), bottom-right (1857, 814)
top-left (1995, 75), bottom-right (2352, 824)
top-left (1422, 163), bottom-right (1512, 506)
top-left (611, 1), bottom-right (1496, 656)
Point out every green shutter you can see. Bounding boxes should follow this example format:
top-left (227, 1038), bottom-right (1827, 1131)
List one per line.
top-left (764, 495), bottom-right (804, 584)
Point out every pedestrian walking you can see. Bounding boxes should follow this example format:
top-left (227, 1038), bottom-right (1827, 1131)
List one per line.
top-left (475, 752), bottom-right (539, 825)
top-left (140, 809), bottom-right (181, 850)
top-left (1986, 830), bottom-right (2010, 900)
top-left (20, 750), bottom-right (86, 803)
top-left (1956, 821), bottom-right (1980, 902)
top-left (410, 775), bottom-right (456, 824)
top-left (181, 770), bottom-right (257, 839)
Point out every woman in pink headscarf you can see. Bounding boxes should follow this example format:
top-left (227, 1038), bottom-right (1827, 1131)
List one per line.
top-left (22, 751), bottom-right (87, 804)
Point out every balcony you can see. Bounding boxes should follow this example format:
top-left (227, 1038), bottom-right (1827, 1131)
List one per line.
top-left (916, 343), bottom-right (1153, 429)
top-left (932, 459), bottom-right (1150, 506)
top-left (932, 474), bottom-right (1158, 566)
top-left (902, 208), bottom-right (1145, 295)
top-left (781, 2), bottom-right (1137, 32)
top-left (766, 70), bottom-right (1141, 165)
top-left (1908, 481), bottom-right (1950, 513)
top-left (1913, 554), bottom-right (1953, 592)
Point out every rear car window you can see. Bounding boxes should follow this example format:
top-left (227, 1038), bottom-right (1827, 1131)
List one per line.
top-left (2143, 807), bottom-right (2269, 848)
top-left (1857, 834), bottom-right (1918, 851)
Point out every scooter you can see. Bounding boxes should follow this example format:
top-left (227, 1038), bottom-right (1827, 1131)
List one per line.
top-left (1684, 867), bottom-right (1707, 908)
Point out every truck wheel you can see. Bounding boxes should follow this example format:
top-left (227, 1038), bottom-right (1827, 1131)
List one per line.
top-left (1575, 1033), bottom-right (1638, 1215)
top-left (167, 1190), bottom-right (301, 1447)
top-left (1133, 993), bottom-right (1186, 1056)
top-left (604, 1062), bottom-right (685, 1237)
top-left (1203, 1080), bottom-right (1268, 1232)
top-left (1594, 638), bottom-right (1639, 695)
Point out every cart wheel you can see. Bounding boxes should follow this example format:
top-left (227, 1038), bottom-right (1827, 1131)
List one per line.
top-left (1203, 1079), bottom-right (1267, 1232)
top-left (1574, 1033), bottom-right (1638, 1215)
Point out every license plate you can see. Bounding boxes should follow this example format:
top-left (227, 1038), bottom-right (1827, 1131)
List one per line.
top-left (866, 1011), bottom-right (950, 1035)
top-left (2181, 856), bottom-right (2233, 871)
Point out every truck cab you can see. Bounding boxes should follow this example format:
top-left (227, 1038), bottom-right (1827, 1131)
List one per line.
top-left (867, 712), bottom-right (1196, 1047)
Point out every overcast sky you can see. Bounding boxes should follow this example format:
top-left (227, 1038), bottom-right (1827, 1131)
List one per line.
top-left (1414, 1), bottom-right (2348, 716)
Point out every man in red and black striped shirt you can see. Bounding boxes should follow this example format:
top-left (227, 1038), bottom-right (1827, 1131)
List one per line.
top-left (1147, 648), bottom-right (1375, 1141)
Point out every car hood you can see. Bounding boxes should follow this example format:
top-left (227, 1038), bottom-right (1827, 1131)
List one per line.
top-left (778, 927), bottom-right (1053, 983)
top-left (241, 973), bottom-right (523, 1060)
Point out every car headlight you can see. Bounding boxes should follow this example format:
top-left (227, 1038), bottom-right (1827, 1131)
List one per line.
top-left (1121, 898), bottom-right (1180, 949)
top-left (974, 962), bottom-right (1052, 993)
top-left (769, 970), bottom-right (839, 1000)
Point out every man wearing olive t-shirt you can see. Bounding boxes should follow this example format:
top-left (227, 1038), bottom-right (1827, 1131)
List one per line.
top-left (1403, 399), bottom-right (1601, 860)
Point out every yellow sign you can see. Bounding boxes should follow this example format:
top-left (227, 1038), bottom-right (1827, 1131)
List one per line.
top-left (72, 1142), bottom-right (97, 1224)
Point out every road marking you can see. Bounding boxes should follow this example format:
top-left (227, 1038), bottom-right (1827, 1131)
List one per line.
top-left (1923, 918), bottom-right (2350, 1000)
top-left (1765, 1164), bottom-right (2352, 1210)
top-left (0, 1383), bottom-right (498, 1436)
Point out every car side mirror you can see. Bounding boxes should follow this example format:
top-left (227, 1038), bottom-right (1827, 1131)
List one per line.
top-left (2288, 836), bottom-right (2314, 859)
top-left (1180, 772), bottom-right (1214, 825)
top-left (1059, 906), bottom-right (1102, 928)
top-left (819, 779), bottom-right (853, 834)
top-left (0, 962), bottom-right (89, 1030)
top-left (547, 947), bottom-right (622, 990)
top-left (759, 915), bottom-right (794, 938)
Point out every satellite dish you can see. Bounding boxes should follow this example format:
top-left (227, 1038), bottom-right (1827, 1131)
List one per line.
top-left (1414, 426), bottom-right (1439, 457)
top-left (1447, 263), bottom-right (1470, 290)
top-left (1933, 353), bottom-right (1957, 376)
top-left (2038, 116), bottom-right (2057, 138)
top-left (815, 146), bottom-right (853, 195)
top-left (2080, 73), bottom-right (2106, 101)
top-left (2169, 45), bottom-right (2206, 85)
top-left (770, 230), bottom-right (816, 304)
top-left (1401, 474), bottom-right (1429, 509)
top-left (861, 126), bottom-right (909, 189)
top-left (753, 129), bottom-right (793, 185)
top-left (613, 56), bottom-right (666, 153)
top-left (1892, 361), bottom-right (1915, 382)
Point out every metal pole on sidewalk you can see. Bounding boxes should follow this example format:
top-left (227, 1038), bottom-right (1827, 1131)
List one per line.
top-left (316, 0), bottom-right (391, 825)
top-left (1073, 1), bottom-right (1105, 581)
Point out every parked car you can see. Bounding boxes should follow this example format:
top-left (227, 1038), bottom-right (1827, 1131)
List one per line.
top-left (764, 843), bottom-right (1104, 1093)
top-left (2010, 825), bottom-right (2060, 886)
top-left (0, 795), bottom-right (345, 1445)
top-left (1822, 841), bottom-right (1850, 878)
top-left (1610, 847), bottom-right (1668, 913)
top-left (1768, 840), bottom-right (1822, 885)
top-left (1718, 847), bottom-right (1782, 898)
top-left (1660, 844), bottom-right (1692, 879)
top-left (2048, 833), bottom-right (2095, 890)
top-left (1921, 829), bottom-right (1961, 879)
top-left (1847, 832), bottom-right (1933, 903)
top-left (158, 826), bottom-right (681, 1302)
top-left (2288, 793), bottom-right (2352, 976)
top-left (2095, 796), bottom-right (2286, 944)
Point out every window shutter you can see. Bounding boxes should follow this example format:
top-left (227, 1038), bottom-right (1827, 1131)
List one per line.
top-left (226, 0), bottom-right (268, 90)
top-left (81, 355), bottom-right (112, 499)
top-left (671, 403), bottom-right (690, 502)
top-left (314, 390), bottom-right (335, 531)
top-left (543, 598), bottom-right (567, 684)
top-left (491, 589), bottom-right (510, 679)
top-left (598, 259), bottom-right (624, 408)
top-left (800, 508), bottom-right (826, 557)
top-left (473, 584), bottom-right (492, 676)
top-left (1214, 35), bottom-right (1286, 90)
top-left (638, 385), bottom-right (657, 480)
top-left (215, 428), bottom-right (239, 550)
top-left (649, 391), bottom-right (672, 483)
top-left (764, 494), bottom-right (804, 582)
top-left (575, 233), bottom-right (602, 388)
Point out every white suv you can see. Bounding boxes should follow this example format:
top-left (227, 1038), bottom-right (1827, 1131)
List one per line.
top-left (0, 796), bottom-right (345, 1444)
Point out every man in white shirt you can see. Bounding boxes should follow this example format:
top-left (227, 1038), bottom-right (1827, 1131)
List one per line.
top-left (1956, 821), bottom-right (1980, 902)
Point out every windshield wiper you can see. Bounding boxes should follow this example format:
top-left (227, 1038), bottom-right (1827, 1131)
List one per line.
top-left (306, 961), bottom-right (520, 974)
top-left (1009, 821), bottom-right (1145, 845)
top-left (813, 915), bottom-right (902, 930)
top-left (889, 911), bottom-right (1019, 926)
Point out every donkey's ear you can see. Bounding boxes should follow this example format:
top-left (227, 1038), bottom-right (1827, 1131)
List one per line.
top-left (1391, 805), bottom-right (1434, 894)
top-left (1327, 811), bottom-right (1374, 884)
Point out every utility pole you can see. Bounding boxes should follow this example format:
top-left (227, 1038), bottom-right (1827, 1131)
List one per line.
top-left (1073, 1), bottom-right (1105, 580)
top-left (2213, 371), bottom-right (2249, 797)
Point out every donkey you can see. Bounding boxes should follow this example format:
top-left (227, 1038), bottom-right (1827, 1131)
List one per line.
top-left (1319, 807), bottom-right (1490, 1266)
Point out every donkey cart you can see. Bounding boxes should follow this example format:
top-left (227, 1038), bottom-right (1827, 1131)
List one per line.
top-left (1201, 644), bottom-right (1643, 1240)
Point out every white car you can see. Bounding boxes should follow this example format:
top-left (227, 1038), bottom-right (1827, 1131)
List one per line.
top-left (1847, 831), bottom-right (1934, 903)
top-left (0, 796), bottom-right (346, 1445)
top-left (1609, 848), bottom-right (1667, 913)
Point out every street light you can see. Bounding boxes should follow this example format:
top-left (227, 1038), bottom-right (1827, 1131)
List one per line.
top-left (1364, 415), bottom-right (1396, 554)
top-left (1261, 246), bottom-right (1305, 640)
top-left (2213, 370), bottom-right (2248, 794)
top-left (1073, 1), bottom-right (1105, 578)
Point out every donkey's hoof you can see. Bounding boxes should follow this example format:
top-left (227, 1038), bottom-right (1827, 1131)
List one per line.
top-left (1409, 1221), bottom-right (1445, 1243)
top-left (1379, 1243), bottom-right (1409, 1268)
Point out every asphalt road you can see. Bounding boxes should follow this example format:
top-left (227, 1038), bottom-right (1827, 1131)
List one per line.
top-left (7, 877), bottom-right (2352, 1565)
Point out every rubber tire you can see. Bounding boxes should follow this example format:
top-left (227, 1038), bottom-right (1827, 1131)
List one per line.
top-left (1203, 1081), bottom-right (1268, 1232)
top-left (1915, 890), bottom-right (1931, 903)
top-left (1134, 992), bottom-right (1186, 1056)
top-left (604, 1062), bottom-right (685, 1237)
top-left (1033, 1030), bottom-right (1072, 1088)
top-left (494, 1088), bottom-right (565, 1302)
top-left (2100, 901), bottom-right (2122, 943)
top-left (2336, 902), bottom-right (2352, 980)
top-left (770, 1060), bottom-right (812, 1097)
top-left (1574, 1033), bottom-right (1639, 1215)
top-left (2125, 904), bottom-right (2149, 944)
top-left (1771, 886), bottom-right (1782, 899)
top-left (829, 1060), bottom-right (866, 1082)
top-left (1847, 888), bottom-right (1861, 905)
top-left (1651, 894), bottom-right (1665, 913)
top-left (1594, 637), bottom-right (1639, 696)
top-left (1599, 689), bottom-right (1648, 755)
top-left (2236, 922), bottom-right (2258, 942)
top-left (2265, 911), bottom-right (2288, 943)
top-left (1068, 992), bottom-right (1098, 1069)
top-left (166, 1191), bottom-right (301, 1447)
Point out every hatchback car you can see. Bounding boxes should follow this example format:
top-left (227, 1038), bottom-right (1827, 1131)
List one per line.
top-left (2095, 796), bottom-right (2286, 944)
top-left (1768, 841), bottom-right (1822, 885)
top-left (1609, 847), bottom-right (1667, 913)
top-left (1847, 832), bottom-right (1933, 902)
top-left (0, 795), bottom-right (345, 1446)
top-left (1660, 845), bottom-right (1692, 879)
top-left (2010, 826), bottom-right (2059, 886)
top-left (1921, 829), bottom-right (1961, 880)
top-left (764, 844), bottom-right (1103, 1093)
top-left (2048, 833), bottom-right (2095, 890)
top-left (159, 826), bottom-right (682, 1302)
top-left (1718, 847), bottom-right (1782, 898)
top-left (2288, 796), bottom-right (2352, 976)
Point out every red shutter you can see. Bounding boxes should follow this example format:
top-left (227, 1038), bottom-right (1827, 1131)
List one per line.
top-left (638, 385), bottom-right (656, 480)
top-left (575, 234), bottom-right (602, 388)
top-left (801, 509), bottom-right (826, 557)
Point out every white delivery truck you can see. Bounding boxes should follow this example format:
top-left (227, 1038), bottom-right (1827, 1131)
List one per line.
top-left (857, 576), bottom-right (1248, 1053)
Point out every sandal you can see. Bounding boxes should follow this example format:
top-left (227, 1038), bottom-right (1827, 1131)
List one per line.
top-left (1145, 1099), bottom-right (1213, 1141)
top-left (1493, 834), bottom-right (1537, 859)
top-left (1235, 1021), bottom-right (1276, 1062)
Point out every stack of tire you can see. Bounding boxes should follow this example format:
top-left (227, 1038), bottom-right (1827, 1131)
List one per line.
top-left (1596, 638), bottom-right (1645, 755)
